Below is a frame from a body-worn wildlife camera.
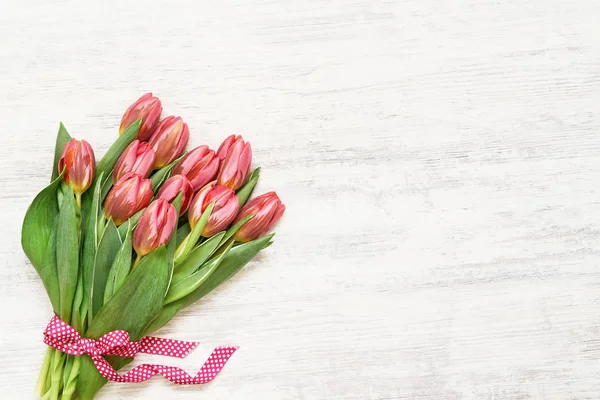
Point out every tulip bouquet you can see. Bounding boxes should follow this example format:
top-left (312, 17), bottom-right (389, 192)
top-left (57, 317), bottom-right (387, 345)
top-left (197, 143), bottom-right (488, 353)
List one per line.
top-left (22, 93), bottom-right (285, 399)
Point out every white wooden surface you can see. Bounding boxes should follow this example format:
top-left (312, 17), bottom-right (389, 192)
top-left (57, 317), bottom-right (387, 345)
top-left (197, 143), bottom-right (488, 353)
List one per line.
top-left (1, 0), bottom-right (600, 398)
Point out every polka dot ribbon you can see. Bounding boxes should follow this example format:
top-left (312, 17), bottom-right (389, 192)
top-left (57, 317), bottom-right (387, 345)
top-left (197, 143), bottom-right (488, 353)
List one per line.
top-left (43, 314), bottom-right (238, 384)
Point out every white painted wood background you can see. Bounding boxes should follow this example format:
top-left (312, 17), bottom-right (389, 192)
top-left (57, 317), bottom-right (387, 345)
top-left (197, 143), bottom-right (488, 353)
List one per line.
top-left (1, 0), bottom-right (599, 398)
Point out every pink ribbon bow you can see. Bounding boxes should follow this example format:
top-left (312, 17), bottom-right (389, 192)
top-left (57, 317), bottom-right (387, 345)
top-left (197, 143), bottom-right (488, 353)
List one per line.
top-left (43, 314), bottom-right (238, 384)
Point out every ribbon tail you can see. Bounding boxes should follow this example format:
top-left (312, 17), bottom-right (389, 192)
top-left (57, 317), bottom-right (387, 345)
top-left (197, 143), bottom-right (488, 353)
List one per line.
top-left (90, 346), bottom-right (238, 384)
top-left (192, 346), bottom-right (239, 384)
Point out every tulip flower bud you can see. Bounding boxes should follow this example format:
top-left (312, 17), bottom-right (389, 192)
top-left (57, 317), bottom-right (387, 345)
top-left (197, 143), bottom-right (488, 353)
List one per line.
top-left (156, 175), bottom-right (194, 215)
top-left (188, 182), bottom-right (239, 237)
top-left (119, 92), bottom-right (162, 141)
top-left (148, 116), bottom-right (190, 169)
top-left (58, 139), bottom-right (96, 196)
top-left (104, 173), bottom-right (153, 226)
top-left (133, 199), bottom-right (177, 257)
top-left (216, 134), bottom-right (242, 160)
top-left (216, 135), bottom-right (252, 190)
top-left (112, 140), bottom-right (156, 184)
top-left (172, 145), bottom-right (219, 191)
top-left (233, 192), bottom-right (285, 243)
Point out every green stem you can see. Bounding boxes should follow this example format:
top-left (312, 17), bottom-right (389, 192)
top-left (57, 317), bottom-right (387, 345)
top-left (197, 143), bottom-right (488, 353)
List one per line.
top-left (62, 356), bottom-right (74, 394)
top-left (132, 254), bottom-right (142, 269)
top-left (44, 349), bottom-right (54, 396)
top-left (35, 347), bottom-right (53, 397)
top-left (174, 235), bottom-right (189, 265)
top-left (61, 356), bottom-right (81, 400)
top-left (48, 349), bottom-right (66, 400)
top-left (75, 193), bottom-right (82, 209)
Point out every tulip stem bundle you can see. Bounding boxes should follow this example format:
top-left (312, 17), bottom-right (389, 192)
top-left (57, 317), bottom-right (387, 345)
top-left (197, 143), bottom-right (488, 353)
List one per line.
top-left (22, 93), bottom-right (285, 399)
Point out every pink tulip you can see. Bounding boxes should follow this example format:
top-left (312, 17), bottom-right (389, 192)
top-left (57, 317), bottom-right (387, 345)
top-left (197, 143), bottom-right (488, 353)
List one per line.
top-left (156, 175), bottom-right (194, 215)
top-left (112, 140), bottom-right (156, 184)
top-left (216, 135), bottom-right (252, 190)
top-left (119, 92), bottom-right (162, 141)
top-left (148, 116), bottom-right (189, 169)
top-left (104, 173), bottom-right (153, 226)
top-left (188, 182), bottom-right (239, 237)
top-left (216, 134), bottom-right (242, 160)
top-left (58, 139), bottom-right (96, 196)
top-left (233, 192), bottom-right (285, 243)
top-left (133, 199), bottom-right (177, 257)
top-left (172, 145), bottom-right (219, 191)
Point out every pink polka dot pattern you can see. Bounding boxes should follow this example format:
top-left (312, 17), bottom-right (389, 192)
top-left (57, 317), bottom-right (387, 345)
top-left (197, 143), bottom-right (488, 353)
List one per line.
top-left (43, 314), bottom-right (238, 385)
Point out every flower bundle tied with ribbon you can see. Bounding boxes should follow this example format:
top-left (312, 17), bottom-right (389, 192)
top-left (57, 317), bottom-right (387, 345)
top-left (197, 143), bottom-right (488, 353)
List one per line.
top-left (22, 93), bottom-right (285, 399)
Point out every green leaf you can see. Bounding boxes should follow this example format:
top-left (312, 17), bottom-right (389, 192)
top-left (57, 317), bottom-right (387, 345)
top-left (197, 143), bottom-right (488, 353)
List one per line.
top-left (170, 194), bottom-right (184, 232)
top-left (56, 185), bottom-right (79, 323)
top-left (77, 357), bottom-right (131, 400)
top-left (95, 119), bottom-right (141, 181)
top-left (62, 355), bottom-right (74, 392)
top-left (91, 219), bottom-right (122, 317)
top-left (103, 221), bottom-right (133, 304)
top-left (182, 234), bottom-right (274, 308)
top-left (173, 232), bottom-right (225, 279)
top-left (165, 241), bottom-right (232, 305)
top-left (70, 272), bottom-right (86, 334)
top-left (79, 245), bottom-right (170, 399)
top-left (100, 174), bottom-right (113, 202)
top-left (41, 218), bottom-right (60, 313)
top-left (236, 167), bottom-right (260, 206)
top-left (176, 223), bottom-right (191, 246)
top-left (219, 214), bottom-right (253, 247)
top-left (82, 173), bottom-right (105, 306)
top-left (174, 203), bottom-right (214, 264)
top-left (51, 122), bottom-right (72, 181)
top-left (117, 208), bottom-right (144, 238)
top-left (22, 173), bottom-right (64, 270)
top-left (166, 194), bottom-right (184, 294)
top-left (145, 234), bottom-right (274, 334)
top-left (143, 301), bottom-right (184, 335)
top-left (150, 155), bottom-right (184, 193)
top-left (249, 166), bottom-right (261, 181)
top-left (87, 245), bottom-right (169, 340)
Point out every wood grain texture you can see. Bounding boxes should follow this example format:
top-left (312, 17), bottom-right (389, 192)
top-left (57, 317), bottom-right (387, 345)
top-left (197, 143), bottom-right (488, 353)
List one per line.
top-left (1, 0), bottom-right (600, 398)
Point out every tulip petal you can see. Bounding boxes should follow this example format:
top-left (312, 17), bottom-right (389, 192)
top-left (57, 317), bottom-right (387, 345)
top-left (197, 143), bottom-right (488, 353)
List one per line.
top-left (204, 196), bottom-right (239, 237)
top-left (157, 175), bottom-right (194, 215)
top-left (119, 93), bottom-right (162, 141)
top-left (132, 199), bottom-right (177, 257)
top-left (216, 136), bottom-right (252, 190)
top-left (149, 117), bottom-right (189, 169)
